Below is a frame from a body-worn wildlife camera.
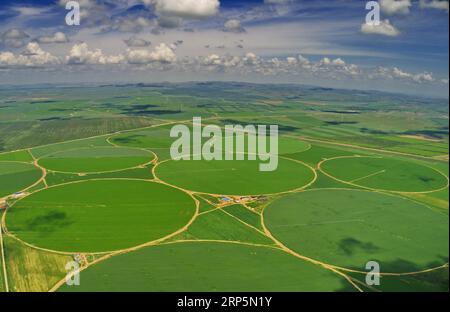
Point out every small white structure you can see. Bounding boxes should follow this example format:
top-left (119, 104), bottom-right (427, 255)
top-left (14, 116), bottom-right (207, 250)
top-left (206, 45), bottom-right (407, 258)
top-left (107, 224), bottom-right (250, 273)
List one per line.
top-left (11, 192), bottom-right (27, 199)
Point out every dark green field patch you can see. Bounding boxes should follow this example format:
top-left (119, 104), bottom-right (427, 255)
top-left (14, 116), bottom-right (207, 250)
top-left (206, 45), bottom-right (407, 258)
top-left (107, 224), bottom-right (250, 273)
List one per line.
top-left (111, 126), bottom-right (174, 149)
top-left (0, 162), bottom-right (42, 198)
top-left (7, 180), bottom-right (196, 252)
top-left (59, 242), bottom-right (352, 292)
top-left (265, 189), bottom-right (449, 273)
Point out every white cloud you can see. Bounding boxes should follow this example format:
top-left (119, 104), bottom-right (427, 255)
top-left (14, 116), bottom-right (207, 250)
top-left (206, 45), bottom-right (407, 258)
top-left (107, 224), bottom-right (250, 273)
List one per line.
top-left (373, 66), bottom-right (435, 83)
top-left (0, 42), bottom-right (59, 66)
top-left (224, 19), bottom-right (246, 33)
top-left (243, 52), bottom-right (260, 66)
top-left (361, 19), bottom-right (400, 37)
top-left (419, 0), bottom-right (449, 12)
top-left (66, 42), bottom-right (125, 65)
top-left (145, 0), bottom-right (220, 19)
top-left (36, 32), bottom-right (69, 44)
top-left (379, 0), bottom-right (412, 15)
top-left (126, 43), bottom-right (177, 64)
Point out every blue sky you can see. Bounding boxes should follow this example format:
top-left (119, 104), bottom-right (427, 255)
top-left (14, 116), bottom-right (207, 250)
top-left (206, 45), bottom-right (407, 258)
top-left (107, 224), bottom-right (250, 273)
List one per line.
top-left (0, 0), bottom-right (448, 97)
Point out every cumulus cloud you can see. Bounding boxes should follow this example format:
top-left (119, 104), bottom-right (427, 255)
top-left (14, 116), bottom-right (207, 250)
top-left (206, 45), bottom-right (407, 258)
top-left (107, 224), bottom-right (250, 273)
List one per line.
top-left (124, 36), bottom-right (151, 47)
top-left (419, 0), bottom-right (449, 12)
top-left (202, 54), bottom-right (222, 66)
top-left (373, 66), bottom-right (435, 83)
top-left (1, 28), bottom-right (30, 48)
top-left (243, 52), bottom-right (260, 66)
top-left (36, 32), bottom-right (69, 44)
top-left (361, 19), bottom-right (400, 37)
top-left (223, 19), bottom-right (246, 33)
top-left (144, 0), bottom-right (220, 19)
top-left (66, 42), bottom-right (125, 65)
top-left (379, 0), bottom-right (412, 15)
top-left (0, 42), bottom-right (59, 66)
top-left (126, 43), bottom-right (177, 64)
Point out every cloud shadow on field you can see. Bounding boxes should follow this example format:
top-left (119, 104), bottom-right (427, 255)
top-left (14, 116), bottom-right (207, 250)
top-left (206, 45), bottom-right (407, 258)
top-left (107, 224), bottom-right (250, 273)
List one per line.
top-left (24, 210), bottom-right (73, 233)
top-left (340, 256), bottom-right (449, 292)
top-left (112, 134), bottom-right (145, 144)
top-left (338, 238), bottom-right (380, 256)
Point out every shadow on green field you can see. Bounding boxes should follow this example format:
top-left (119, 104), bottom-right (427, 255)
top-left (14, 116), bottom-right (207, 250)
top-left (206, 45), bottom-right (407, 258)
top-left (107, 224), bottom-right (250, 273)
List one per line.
top-left (338, 238), bottom-right (380, 256)
top-left (345, 257), bottom-right (449, 292)
top-left (24, 211), bottom-right (73, 233)
top-left (113, 134), bottom-right (145, 144)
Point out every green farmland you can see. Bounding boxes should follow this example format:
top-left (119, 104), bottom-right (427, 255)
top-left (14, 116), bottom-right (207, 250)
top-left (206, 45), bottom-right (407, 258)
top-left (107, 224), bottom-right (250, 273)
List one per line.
top-left (0, 83), bottom-right (448, 292)
top-left (0, 162), bottom-right (42, 198)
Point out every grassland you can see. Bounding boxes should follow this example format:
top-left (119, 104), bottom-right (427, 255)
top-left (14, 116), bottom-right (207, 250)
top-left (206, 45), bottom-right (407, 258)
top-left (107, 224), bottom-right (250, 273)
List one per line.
top-left (59, 242), bottom-right (352, 292)
top-left (6, 180), bottom-right (196, 252)
top-left (0, 82), bottom-right (448, 292)
top-left (174, 209), bottom-right (273, 245)
top-left (264, 189), bottom-right (449, 272)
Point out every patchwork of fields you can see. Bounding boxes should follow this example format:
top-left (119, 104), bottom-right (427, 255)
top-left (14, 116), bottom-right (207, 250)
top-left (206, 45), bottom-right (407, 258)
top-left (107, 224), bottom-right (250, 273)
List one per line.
top-left (0, 83), bottom-right (448, 292)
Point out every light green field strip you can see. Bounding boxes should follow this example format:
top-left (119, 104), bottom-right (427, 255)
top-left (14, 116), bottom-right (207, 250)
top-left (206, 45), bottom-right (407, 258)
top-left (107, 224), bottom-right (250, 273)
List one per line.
top-left (0, 162), bottom-right (43, 198)
top-left (0, 150), bottom-right (34, 162)
top-left (264, 189), bottom-right (449, 273)
top-left (4, 236), bottom-right (72, 292)
top-left (38, 147), bottom-right (154, 174)
top-left (6, 179), bottom-right (196, 253)
top-left (58, 242), bottom-right (353, 292)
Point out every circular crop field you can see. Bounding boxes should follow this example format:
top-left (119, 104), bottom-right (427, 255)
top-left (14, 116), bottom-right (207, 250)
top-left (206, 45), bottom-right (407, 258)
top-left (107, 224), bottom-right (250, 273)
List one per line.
top-left (264, 189), bottom-right (449, 272)
top-left (59, 242), bottom-right (350, 292)
top-left (0, 162), bottom-right (42, 198)
top-left (6, 180), bottom-right (196, 253)
top-left (38, 146), bottom-right (154, 174)
top-left (320, 156), bottom-right (448, 193)
top-left (156, 157), bottom-right (315, 195)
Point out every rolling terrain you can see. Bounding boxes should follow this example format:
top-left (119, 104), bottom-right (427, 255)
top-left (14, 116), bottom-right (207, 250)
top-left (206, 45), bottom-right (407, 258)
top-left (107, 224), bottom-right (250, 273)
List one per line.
top-left (0, 82), bottom-right (448, 292)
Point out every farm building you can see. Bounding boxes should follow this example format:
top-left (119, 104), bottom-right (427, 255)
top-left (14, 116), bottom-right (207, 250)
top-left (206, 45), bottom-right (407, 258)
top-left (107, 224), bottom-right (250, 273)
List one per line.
top-left (11, 192), bottom-right (26, 199)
